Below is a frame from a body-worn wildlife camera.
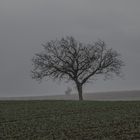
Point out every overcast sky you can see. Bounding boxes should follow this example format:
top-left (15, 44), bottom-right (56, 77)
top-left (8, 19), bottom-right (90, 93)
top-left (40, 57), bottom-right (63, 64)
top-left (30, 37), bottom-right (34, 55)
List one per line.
top-left (0, 0), bottom-right (140, 97)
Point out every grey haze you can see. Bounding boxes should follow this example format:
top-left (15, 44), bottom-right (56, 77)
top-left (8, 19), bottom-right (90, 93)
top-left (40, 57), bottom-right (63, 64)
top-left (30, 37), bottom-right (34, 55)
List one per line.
top-left (0, 0), bottom-right (140, 97)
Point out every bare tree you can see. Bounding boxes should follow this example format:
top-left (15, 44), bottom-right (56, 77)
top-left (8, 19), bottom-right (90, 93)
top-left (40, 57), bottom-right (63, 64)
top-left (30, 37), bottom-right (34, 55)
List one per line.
top-left (31, 36), bottom-right (124, 100)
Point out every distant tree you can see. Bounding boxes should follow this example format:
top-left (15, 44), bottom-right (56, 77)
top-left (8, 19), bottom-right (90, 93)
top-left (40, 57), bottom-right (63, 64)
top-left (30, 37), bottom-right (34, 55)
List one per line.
top-left (65, 87), bottom-right (72, 95)
top-left (31, 36), bottom-right (124, 100)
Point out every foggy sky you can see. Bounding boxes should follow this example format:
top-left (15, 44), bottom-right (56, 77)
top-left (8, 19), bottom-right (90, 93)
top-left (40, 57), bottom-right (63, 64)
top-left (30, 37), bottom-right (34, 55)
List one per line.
top-left (0, 0), bottom-right (140, 97)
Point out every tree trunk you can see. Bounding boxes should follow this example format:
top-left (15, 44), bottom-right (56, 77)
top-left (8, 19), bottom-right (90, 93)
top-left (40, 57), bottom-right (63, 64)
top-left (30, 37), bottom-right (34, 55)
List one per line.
top-left (76, 83), bottom-right (83, 101)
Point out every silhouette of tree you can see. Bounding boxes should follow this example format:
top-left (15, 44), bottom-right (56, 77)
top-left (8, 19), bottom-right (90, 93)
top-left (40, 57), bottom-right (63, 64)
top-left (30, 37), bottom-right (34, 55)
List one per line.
top-left (31, 36), bottom-right (124, 100)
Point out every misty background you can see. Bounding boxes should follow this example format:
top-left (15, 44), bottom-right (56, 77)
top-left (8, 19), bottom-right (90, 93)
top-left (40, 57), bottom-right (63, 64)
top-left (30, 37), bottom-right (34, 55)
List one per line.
top-left (0, 0), bottom-right (140, 97)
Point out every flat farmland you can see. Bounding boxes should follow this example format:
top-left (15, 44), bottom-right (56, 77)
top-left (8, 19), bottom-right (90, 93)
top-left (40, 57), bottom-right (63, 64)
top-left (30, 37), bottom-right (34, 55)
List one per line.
top-left (0, 100), bottom-right (140, 140)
